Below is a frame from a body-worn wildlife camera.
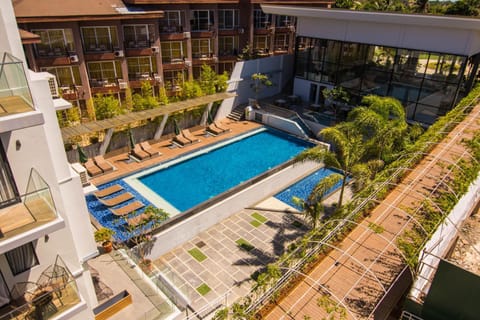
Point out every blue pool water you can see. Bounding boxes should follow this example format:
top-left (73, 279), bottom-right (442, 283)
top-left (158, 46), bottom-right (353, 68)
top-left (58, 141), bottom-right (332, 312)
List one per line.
top-left (138, 129), bottom-right (313, 212)
top-left (275, 168), bottom-right (344, 210)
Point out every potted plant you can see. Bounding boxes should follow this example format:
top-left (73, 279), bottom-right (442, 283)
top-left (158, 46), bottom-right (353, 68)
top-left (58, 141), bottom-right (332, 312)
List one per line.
top-left (94, 227), bottom-right (115, 253)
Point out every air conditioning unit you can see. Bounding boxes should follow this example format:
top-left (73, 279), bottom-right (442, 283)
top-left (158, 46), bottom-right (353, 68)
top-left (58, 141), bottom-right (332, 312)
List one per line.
top-left (118, 81), bottom-right (128, 89)
top-left (184, 60), bottom-right (192, 67)
top-left (69, 54), bottom-right (79, 63)
top-left (183, 31), bottom-right (191, 39)
top-left (151, 46), bottom-right (159, 54)
top-left (154, 74), bottom-right (162, 82)
top-left (114, 50), bottom-right (124, 58)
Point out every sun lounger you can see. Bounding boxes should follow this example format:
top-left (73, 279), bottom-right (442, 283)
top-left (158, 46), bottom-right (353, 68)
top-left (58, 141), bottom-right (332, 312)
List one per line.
top-left (93, 184), bottom-right (124, 198)
top-left (140, 141), bottom-right (161, 158)
top-left (98, 192), bottom-right (134, 207)
top-left (84, 159), bottom-right (103, 177)
top-left (94, 156), bottom-right (114, 173)
top-left (110, 201), bottom-right (145, 216)
top-left (214, 121), bottom-right (230, 132)
top-left (172, 133), bottom-right (191, 147)
top-left (131, 144), bottom-right (150, 160)
top-left (206, 123), bottom-right (227, 136)
top-left (127, 213), bottom-right (150, 227)
top-left (182, 129), bottom-right (200, 144)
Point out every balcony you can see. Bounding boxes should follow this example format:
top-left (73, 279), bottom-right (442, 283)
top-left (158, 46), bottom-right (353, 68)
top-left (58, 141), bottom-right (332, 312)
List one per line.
top-left (89, 80), bottom-right (120, 94)
top-left (0, 52), bottom-right (42, 133)
top-left (0, 256), bottom-right (82, 320)
top-left (59, 86), bottom-right (80, 101)
top-left (0, 169), bottom-right (63, 254)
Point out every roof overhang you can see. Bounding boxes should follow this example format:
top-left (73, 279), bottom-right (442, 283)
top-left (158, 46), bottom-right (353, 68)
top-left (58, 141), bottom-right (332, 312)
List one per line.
top-left (19, 28), bottom-right (41, 44)
top-left (262, 5), bottom-right (480, 56)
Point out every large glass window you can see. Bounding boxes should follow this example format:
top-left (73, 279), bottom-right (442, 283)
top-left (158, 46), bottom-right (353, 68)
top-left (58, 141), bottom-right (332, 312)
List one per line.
top-left (253, 35), bottom-right (270, 53)
top-left (276, 15), bottom-right (294, 27)
top-left (6, 242), bottom-right (39, 275)
top-left (160, 11), bottom-right (183, 33)
top-left (123, 24), bottom-right (154, 48)
top-left (33, 29), bottom-right (74, 56)
top-left (191, 10), bottom-right (213, 31)
top-left (81, 26), bottom-right (118, 52)
top-left (164, 70), bottom-right (186, 88)
top-left (192, 39), bottom-right (212, 58)
top-left (161, 41), bottom-right (184, 63)
top-left (127, 57), bottom-right (157, 79)
top-left (274, 34), bottom-right (289, 52)
top-left (86, 61), bottom-right (122, 84)
top-left (218, 9), bottom-right (239, 30)
top-left (218, 36), bottom-right (238, 56)
top-left (41, 66), bottom-right (81, 88)
top-left (0, 145), bottom-right (19, 209)
top-left (254, 9), bottom-right (271, 29)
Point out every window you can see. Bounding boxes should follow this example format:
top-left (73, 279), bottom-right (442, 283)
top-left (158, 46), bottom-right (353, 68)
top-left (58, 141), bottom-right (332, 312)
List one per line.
top-left (218, 9), bottom-right (238, 30)
top-left (274, 34), bottom-right (289, 51)
top-left (32, 29), bottom-right (74, 56)
top-left (254, 9), bottom-right (271, 29)
top-left (218, 62), bottom-right (234, 75)
top-left (253, 35), bottom-right (270, 52)
top-left (192, 39), bottom-right (212, 58)
top-left (86, 61), bottom-right (122, 84)
top-left (6, 243), bottom-right (39, 275)
top-left (81, 26), bottom-right (118, 52)
top-left (218, 36), bottom-right (238, 56)
top-left (164, 70), bottom-right (186, 88)
top-left (0, 145), bottom-right (19, 209)
top-left (123, 24), bottom-right (154, 48)
top-left (127, 57), bottom-right (157, 79)
top-left (160, 10), bottom-right (183, 32)
top-left (161, 41), bottom-right (184, 63)
top-left (41, 66), bottom-right (82, 87)
top-left (191, 10), bottom-right (213, 31)
top-left (276, 15), bottom-right (294, 28)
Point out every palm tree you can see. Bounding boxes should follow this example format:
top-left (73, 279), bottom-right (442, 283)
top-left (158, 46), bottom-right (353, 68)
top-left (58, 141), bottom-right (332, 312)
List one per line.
top-left (348, 95), bottom-right (407, 161)
top-left (292, 173), bottom-right (343, 228)
top-left (295, 122), bottom-right (365, 208)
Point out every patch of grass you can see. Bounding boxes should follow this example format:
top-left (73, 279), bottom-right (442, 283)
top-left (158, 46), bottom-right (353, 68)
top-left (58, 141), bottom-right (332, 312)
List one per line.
top-left (250, 219), bottom-right (262, 227)
top-left (368, 222), bottom-right (384, 234)
top-left (188, 248), bottom-right (207, 262)
top-left (196, 283), bottom-right (211, 296)
top-left (251, 212), bottom-right (268, 223)
top-left (236, 238), bottom-right (254, 251)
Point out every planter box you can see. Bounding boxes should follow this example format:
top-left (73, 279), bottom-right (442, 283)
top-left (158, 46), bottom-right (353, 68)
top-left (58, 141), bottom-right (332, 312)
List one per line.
top-left (93, 290), bottom-right (132, 320)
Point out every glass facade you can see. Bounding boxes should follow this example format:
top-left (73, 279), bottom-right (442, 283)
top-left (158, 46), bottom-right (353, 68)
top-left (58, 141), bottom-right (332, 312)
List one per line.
top-left (295, 36), bottom-right (469, 124)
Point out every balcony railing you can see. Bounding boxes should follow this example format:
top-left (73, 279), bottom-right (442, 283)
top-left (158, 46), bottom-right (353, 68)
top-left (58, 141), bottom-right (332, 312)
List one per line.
top-left (0, 52), bottom-right (34, 118)
top-left (0, 169), bottom-right (58, 242)
top-left (160, 25), bottom-right (183, 33)
top-left (124, 39), bottom-right (153, 49)
top-left (0, 256), bottom-right (81, 320)
top-left (36, 46), bottom-right (71, 58)
top-left (83, 43), bottom-right (114, 53)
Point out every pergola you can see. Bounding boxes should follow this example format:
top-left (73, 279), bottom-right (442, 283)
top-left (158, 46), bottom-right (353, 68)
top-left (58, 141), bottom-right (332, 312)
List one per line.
top-left (60, 92), bottom-right (235, 154)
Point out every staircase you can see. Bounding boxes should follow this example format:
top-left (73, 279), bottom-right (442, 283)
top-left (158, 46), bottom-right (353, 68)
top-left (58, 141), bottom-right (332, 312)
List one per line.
top-left (227, 105), bottom-right (246, 121)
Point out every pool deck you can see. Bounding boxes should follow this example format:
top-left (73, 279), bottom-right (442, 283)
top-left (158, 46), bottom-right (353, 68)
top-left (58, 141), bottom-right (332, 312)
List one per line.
top-left (89, 119), bottom-right (262, 187)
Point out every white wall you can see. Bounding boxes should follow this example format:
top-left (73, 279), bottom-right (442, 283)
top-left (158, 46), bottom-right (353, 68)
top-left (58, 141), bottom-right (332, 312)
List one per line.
top-left (258, 112), bottom-right (308, 138)
top-left (217, 55), bottom-right (295, 119)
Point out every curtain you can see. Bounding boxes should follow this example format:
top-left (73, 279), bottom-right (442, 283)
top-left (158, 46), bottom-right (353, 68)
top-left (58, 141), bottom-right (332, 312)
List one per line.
top-left (5, 243), bottom-right (39, 275)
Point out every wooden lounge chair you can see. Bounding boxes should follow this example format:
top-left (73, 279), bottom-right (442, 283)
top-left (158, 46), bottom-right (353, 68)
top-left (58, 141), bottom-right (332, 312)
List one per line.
top-left (140, 141), bottom-right (161, 158)
top-left (182, 129), bottom-right (200, 144)
top-left (84, 159), bottom-right (103, 177)
top-left (94, 156), bottom-right (114, 173)
top-left (127, 213), bottom-right (150, 227)
top-left (98, 192), bottom-right (134, 207)
top-left (206, 123), bottom-right (225, 136)
top-left (110, 201), bottom-right (145, 216)
top-left (93, 184), bottom-right (124, 198)
top-left (172, 133), bottom-right (191, 147)
top-left (131, 144), bottom-right (150, 160)
top-left (214, 121), bottom-right (231, 133)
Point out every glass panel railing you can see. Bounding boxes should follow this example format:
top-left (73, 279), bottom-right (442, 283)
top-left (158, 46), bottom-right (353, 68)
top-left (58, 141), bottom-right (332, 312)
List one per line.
top-left (0, 52), bottom-right (34, 117)
top-left (1, 256), bottom-right (81, 320)
top-left (0, 168), bottom-right (58, 240)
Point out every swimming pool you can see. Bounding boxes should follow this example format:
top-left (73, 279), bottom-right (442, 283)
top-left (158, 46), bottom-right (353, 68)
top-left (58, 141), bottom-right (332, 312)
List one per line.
top-left (275, 167), bottom-right (344, 210)
top-left (128, 128), bottom-right (313, 213)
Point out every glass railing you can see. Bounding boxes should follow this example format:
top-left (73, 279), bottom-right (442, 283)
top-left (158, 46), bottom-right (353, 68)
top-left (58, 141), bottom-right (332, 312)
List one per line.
top-left (0, 168), bottom-right (58, 241)
top-left (0, 52), bottom-right (34, 117)
top-left (0, 256), bottom-right (81, 320)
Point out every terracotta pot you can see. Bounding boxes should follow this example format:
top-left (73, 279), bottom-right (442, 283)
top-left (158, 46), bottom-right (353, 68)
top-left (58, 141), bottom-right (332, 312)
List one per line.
top-left (102, 241), bottom-right (113, 253)
top-left (140, 259), bottom-right (153, 273)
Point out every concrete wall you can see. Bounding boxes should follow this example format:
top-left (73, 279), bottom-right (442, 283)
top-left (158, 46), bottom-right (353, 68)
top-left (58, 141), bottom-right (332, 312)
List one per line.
top-left (147, 161), bottom-right (320, 258)
top-left (256, 111), bottom-right (308, 138)
top-left (217, 54), bottom-right (295, 119)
